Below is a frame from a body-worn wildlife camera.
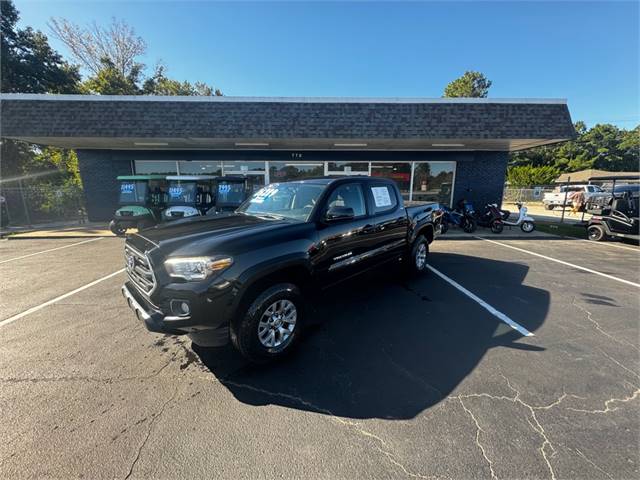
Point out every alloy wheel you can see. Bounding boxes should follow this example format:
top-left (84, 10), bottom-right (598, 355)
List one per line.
top-left (258, 299), bottom-right (297, 348)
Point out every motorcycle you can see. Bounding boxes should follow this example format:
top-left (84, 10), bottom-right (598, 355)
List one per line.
top-left (469, 202), bottom-right (504, 234)
top-left (440, 203), bottom-right (477, 234)
top-left (502, 202), bottom-right (535, 233)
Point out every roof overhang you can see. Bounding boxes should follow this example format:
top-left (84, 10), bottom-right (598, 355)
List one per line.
top-left (0, 94), bottom-right (576, 152)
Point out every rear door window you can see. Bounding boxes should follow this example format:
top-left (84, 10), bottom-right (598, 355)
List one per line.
top-left (368, 184), bottom-right (398, 214)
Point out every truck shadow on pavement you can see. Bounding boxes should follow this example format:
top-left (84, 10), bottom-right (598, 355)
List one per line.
top-left (193, 252), bottom-right (549, 420)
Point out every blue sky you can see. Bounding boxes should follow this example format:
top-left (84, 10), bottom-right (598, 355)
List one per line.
top-left (14, 1), bottom-right (640, 129)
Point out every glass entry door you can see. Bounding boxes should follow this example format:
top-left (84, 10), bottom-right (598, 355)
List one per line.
top-left (222, 161), bottom-right (267, 192)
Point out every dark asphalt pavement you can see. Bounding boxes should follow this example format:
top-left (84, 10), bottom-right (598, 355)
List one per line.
top-left (0, 234), bottom-right (638, 479)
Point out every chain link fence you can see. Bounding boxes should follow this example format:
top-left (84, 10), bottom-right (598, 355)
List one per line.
top-left (503, 186), bottom-right (556, 203)
top-left (0, 182), bottom-right (86, 228)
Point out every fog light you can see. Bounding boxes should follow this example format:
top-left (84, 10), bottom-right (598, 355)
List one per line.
top-left (170, 300), bottom-right (191, 316)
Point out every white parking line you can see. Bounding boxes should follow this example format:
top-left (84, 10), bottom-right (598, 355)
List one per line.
top-left (0, 269), bottom-right (125, 328)
top-left (576, 238), bottom-right (639, 253)
top-left (426, 264), bottom-right (534, 337)
top-left (0, 238), bottom-right (103, 265)
top-left (475, 236), bottom-right (640, 288)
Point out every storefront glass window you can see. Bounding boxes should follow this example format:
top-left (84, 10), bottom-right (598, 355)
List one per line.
top-left (269, 162), bottom-right (325, 182)
top-left (412, 161), bottom-right (455, 205)
top-left (221, 161), bottom-right (266, 173)
top-left (178, 161), bottom-right (222, 175)
top-left (371, 162), bottom-right (411, 199)
top-left (134, 160), bottom-right (178, 175)
top-left (326, 162), bottom-right (369, 175)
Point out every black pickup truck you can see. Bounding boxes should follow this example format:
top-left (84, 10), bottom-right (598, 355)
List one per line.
top-left (122, 176), bottom-right (443, 362)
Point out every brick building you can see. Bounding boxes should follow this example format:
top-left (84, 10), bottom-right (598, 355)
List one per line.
top-left (0, 94), bottom-right (575, 221)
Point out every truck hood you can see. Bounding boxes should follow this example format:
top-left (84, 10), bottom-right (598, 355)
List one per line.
top-left (128, 213), bottom-right (290, 253)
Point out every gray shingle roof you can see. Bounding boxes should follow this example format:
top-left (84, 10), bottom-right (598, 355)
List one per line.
top-left (0, 94), bottom-right (575, 147)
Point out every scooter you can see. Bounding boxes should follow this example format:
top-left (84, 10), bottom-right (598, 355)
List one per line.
top-left (502, 202), bottom-right (535, 233)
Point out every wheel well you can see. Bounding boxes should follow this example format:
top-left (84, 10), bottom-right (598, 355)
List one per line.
top-left (417, 224), bottom-right (434, 244)
top-left (237, 265), bottom-right (312, 313)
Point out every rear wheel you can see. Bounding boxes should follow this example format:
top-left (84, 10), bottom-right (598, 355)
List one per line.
top-left (440, 222), bottom-right (449, 235)
top-left (231, 283), bottom-right (303, 363)
top-left (588, 225), bottom-right (606, 241)
top-left (404, 235), bottom-right (429, 276)
top-left (521, 221), bottom-right (535, 233)
top-left (109, 220), bottom-right (126, 236)
top-left (490, 221), bottom-right (504, 234)
top-left (544, 204), bottom-right (554, 210)
top-left (462, 217), bottom-right (477, 233)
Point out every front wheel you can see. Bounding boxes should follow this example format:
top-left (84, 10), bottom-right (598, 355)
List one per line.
top-left (231, 283), bottom-right (303, 363)
top-left (588, 225), bottom-right (606, 242)
top-left (440, 222), bottom-right (449, 235)
top-left (490, 221), bottom-right (504, 234)
top-left (521, 221), bottom-right (535, 233)
top-left (109, 220), bottom-right (126, 236)
top-left (544, 204), bottom-right (555, 210)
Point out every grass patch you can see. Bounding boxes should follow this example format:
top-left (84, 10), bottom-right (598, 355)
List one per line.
top-left (537, 221), bottom-right (587, 239)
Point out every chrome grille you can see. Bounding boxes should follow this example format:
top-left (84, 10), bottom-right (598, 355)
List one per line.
top-left (124, 245), bottom-right (156, 295)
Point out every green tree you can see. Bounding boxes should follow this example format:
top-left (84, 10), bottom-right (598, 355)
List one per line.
top-left (506, 165), bottom-right (559, 187)
top-left (81, 57), bottom-right (142, 94)
top-left (142, 64), bottom-right (222, 96)
top-left (1, 0), bottom-right (80, 93)
top-left (443, 71), bottom-right (492, 98)
top-left (511, 122), bottom-right (639, 174)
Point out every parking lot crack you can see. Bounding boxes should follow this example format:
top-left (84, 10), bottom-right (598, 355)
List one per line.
top-left (573, 448), bottom-right (614, 479)
top-left (571, 297), bottom-right (640, 353)
top-left (220, 379), bottom-right (440, 479)
top-left (457, 397), bottom-right (498, 479)
top-left (123, 387), bottom-right (178, 480)
top-left (565, 388), bottom-right (640, 414)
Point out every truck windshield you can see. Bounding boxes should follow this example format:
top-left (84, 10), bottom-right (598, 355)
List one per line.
top-left (167, 182), bottom-right (197, 204)
top-left (237, 182), bottom-right (325, 221)
top-left (216, 181), bottom-right (245, 205)
top-left (119, 181), bottom-right (148, 204)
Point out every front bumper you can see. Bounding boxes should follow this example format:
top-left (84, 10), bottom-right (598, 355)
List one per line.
top-left (121, 281), bottom-right (233, 345)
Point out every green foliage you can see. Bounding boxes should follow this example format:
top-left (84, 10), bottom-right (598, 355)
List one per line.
top-left (81, 57), bottom-right (142, 94)
top-left (142, 64), bottom-right (222, 96)
top-left (506, 165), bottom-right (559, 187)
top-left (443, 71), bottom-right (492, 98)
top-left (511, 122), bottom-right (640, 174)
top-left (1, 0), bottom-right (80, 93)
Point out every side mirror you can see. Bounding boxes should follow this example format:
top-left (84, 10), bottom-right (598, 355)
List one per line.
top-left (325, 206), bottom-right (355, 222)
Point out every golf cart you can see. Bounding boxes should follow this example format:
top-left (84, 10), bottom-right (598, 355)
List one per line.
top-left (587, 192), bottom-right (639, 243)
top-left (207, 176), bottom-right (251, 214)
top-left (162, 175), bottom-right (217, 220)
top-left (109, 175), bottom-right (167, 235)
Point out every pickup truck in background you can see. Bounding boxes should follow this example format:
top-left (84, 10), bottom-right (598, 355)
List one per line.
top-left (543, 184), bottom-right (607, 210)
top-left (122, 176), bottom-right (443, 362)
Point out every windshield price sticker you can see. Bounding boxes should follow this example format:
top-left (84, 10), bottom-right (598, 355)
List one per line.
top-left (371, 186), bottom-right (392, 207)
top-left (169, 186), bottom-right (184, 198)
top-left (250, 186), bottom-right (279, 204)
top-left (121, 183), bottom-right (135, 194)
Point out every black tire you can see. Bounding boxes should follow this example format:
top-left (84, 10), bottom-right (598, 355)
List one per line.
top-left (404, 235), bottom-right (429, 276)
top-left (462, 217), bottom-right (477, 233)
top-left (231, 283), bottom-right (303, 363)
top-left (440, 222), bottom-right (449, 235)
top-left (109, 220), bottom-right (126, 236)
top-left (490, 221), bottom-right (504, 234)
top-left (588, 225), bottom-right (606, 242)
top-left (520, 221), bottom-right (536, 233)
top-left (544, 204), bottom-right (555, 210)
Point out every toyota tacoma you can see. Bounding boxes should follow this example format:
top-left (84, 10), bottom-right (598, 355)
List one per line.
top-left (122, 176), bottom-right (443, 362)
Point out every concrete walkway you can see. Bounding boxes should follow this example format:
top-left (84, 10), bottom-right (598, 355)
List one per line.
top-left (4, 222), bottom-right (115, 239)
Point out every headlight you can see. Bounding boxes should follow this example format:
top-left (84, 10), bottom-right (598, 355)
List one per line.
top-left (164, 256), bottom-right (233, 281)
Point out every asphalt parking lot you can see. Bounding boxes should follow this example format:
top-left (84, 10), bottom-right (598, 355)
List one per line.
top-left (0, 233), bottom-right (638, 479)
